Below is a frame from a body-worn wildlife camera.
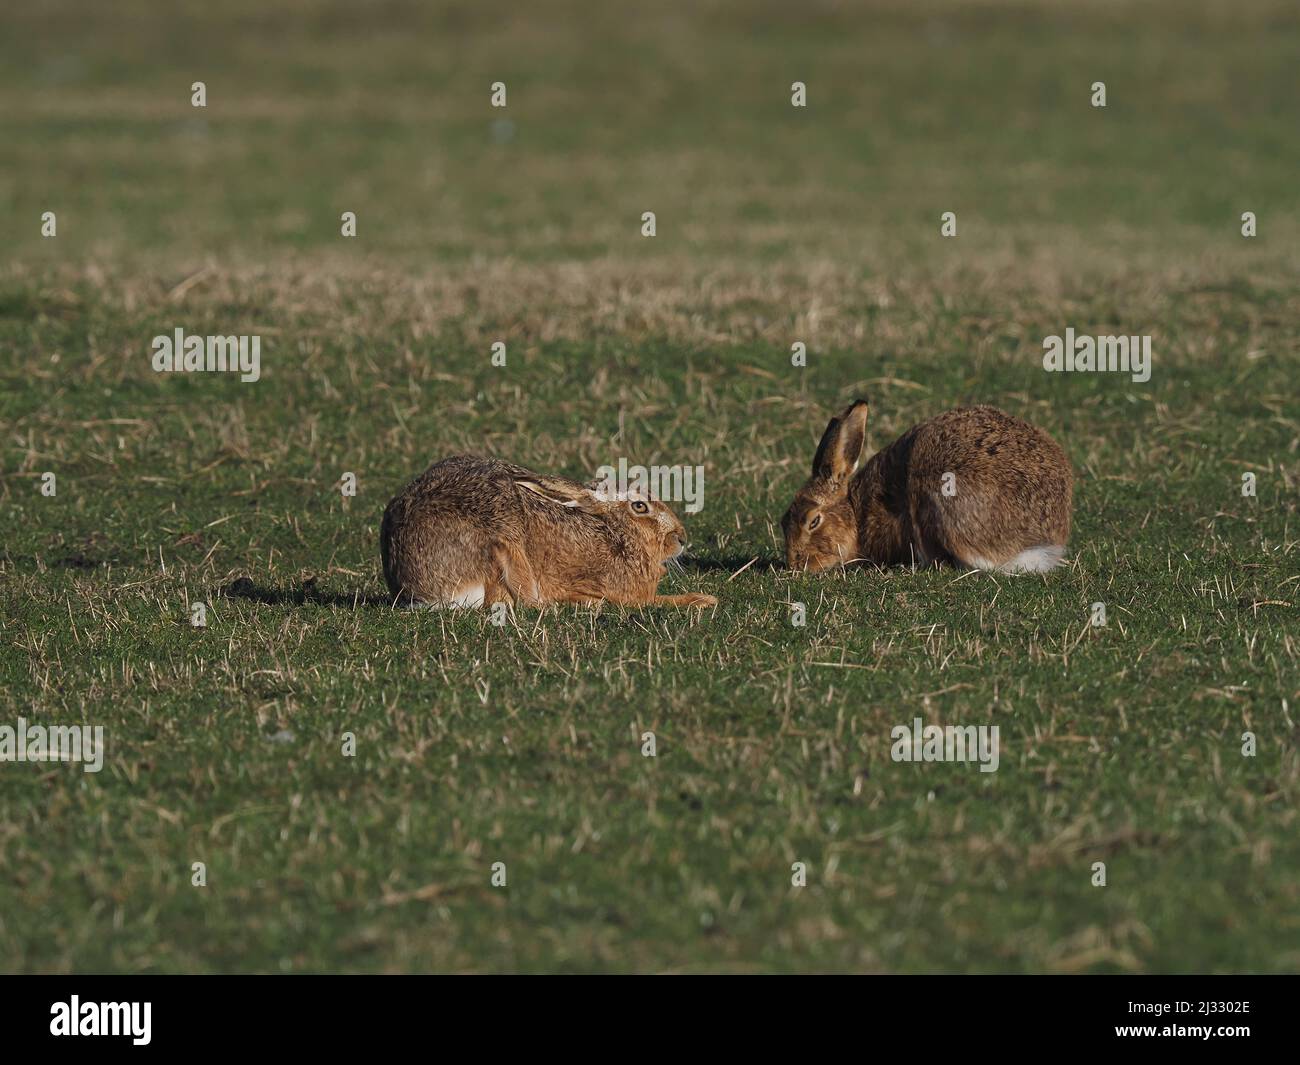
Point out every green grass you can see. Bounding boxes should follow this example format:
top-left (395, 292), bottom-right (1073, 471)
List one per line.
top-left (1, 0), bottom-right (1298, 972)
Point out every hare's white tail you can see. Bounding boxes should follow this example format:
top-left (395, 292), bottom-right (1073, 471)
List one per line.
top-left (401, 582), bottom-right (487, 609)
top-left (1001, 545), bottom-right (1066, 574)
top-left (962, 545), bottom-right (1066, 574)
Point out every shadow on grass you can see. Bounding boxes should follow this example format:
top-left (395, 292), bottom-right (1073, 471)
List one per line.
top-left (683, 554), bottom-right (782, 575)
top-left (218, 577), bottom-right (394, 609)
top-left (218, 557), bottom-right (783, 609)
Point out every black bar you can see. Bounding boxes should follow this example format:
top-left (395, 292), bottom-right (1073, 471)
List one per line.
top-left (1, 975), bottom-right (1292, 1052)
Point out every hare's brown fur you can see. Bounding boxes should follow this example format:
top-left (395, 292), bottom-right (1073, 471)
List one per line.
top-left (782, 402), bottom-right (1072, 574)
top-left (381, 455), bottom-right (715, 609)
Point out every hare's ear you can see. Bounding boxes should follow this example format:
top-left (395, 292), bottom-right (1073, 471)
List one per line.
top-left (516, 476), bottom-right (598, 510)
top-left (812, 399), bottom-right (869, 483)
top-left (584, 471), bottom-right (617, 500)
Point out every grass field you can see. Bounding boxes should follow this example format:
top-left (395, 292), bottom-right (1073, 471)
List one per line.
top-left (2, 0), bottom-right (1298, 972)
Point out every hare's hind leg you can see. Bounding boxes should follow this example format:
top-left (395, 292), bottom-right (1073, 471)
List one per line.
top-left (913, 489), bottom-right (1065, 573)
top-left (488, 543), bottom-right (614, 607)
top-left (491, 542), bottom-right (544, 606)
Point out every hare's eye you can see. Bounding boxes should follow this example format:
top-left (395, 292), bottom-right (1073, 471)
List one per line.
top-left (632, 501), bottom-right (650, 515)
top-left (807, 513), bottom-right (822, 532)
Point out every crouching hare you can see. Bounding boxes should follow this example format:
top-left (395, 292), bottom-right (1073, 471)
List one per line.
top-left (381, 455), bottom-right (717, 609)
top-left (782, 401), bottom-right (1073, 574)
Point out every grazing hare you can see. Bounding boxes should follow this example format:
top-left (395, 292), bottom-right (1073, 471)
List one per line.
top-left (381, 455), bottom-right (717, 609)
top-left (782, 401), bottom-right (1072, 574)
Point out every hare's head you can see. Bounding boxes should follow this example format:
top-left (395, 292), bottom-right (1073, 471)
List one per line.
top-left (782, 399), bottom-right (868, 572)
top-left (516, 475), bottom-right (689, 569)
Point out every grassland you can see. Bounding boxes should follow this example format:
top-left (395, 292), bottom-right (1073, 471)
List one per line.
top-left (1, 0), bottom-right (1297, 972)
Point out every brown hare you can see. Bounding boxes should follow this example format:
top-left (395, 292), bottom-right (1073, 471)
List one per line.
top-left (381, 455), bottom-right (717, 609)
top-left (782, 401), bottom-right (1072, 574)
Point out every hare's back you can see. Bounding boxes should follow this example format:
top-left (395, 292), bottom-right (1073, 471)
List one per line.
top-left (383, 456), bottom-right (536, 553)
top-left (909, 407), bottom-right (1070, 485)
